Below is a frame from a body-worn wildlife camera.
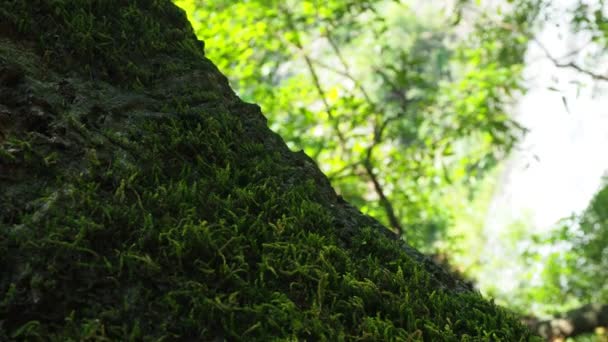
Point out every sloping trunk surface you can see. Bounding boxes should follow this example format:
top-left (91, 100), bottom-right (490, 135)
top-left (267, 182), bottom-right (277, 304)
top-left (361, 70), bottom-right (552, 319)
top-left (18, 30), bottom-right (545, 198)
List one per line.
top-left (0, 1), bottom-right (533, 340)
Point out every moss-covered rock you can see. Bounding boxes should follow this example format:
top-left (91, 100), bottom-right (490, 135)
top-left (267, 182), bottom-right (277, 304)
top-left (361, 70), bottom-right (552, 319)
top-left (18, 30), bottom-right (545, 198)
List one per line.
top-left (0, 1), bottom-right (536, 340)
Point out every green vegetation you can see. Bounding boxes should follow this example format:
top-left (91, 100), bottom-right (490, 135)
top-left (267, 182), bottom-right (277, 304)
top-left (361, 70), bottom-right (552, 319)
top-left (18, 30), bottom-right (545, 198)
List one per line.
top-left (176, 0), bottom-right (538, 251)
top-left (511, 178), bottom-right (608, 315)
top-left (0, 1), bottom-right (536, 340)
top-left (176, 0), bottom-right (608, 340)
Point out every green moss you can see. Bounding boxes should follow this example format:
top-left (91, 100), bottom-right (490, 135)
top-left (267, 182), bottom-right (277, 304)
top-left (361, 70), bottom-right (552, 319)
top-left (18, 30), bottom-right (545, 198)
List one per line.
top-left (0, 0), bottom-right (209, 87)
top-left (0, 1), bottom-right (538, 341)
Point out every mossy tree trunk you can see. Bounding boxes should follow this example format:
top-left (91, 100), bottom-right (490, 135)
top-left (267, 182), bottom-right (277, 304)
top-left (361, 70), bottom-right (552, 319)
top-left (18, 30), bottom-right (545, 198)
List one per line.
top-left (524, 304), bottom-right (608, 340)
top-left (0, 1), bottom-right (535, 340)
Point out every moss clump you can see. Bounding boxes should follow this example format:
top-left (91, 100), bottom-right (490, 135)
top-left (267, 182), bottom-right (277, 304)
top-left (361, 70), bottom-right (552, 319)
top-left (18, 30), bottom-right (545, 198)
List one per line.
top-left (0, 1), bottom-right (536, 341)
top-left (0, 0), bottom-right (215, 88)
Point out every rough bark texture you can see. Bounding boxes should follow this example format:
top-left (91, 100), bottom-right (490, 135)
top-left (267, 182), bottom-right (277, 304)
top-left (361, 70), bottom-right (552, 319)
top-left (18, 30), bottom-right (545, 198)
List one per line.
top-left (0, 1), bottom-right (535, 340)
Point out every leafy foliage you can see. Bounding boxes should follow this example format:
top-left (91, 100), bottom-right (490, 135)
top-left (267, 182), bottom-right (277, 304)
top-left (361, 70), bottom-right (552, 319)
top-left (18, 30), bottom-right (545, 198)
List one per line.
top-left (176, 0), bottom-right (539, 250)
top-left (510, 178), bottom-right (608, 318)
top-left (470, 0), bottom-right (608, 326)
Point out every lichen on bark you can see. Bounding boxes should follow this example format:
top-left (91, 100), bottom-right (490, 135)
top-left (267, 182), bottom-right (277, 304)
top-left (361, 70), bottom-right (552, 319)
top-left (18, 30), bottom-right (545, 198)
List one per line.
top-left (0, 1), bottom-right (536, 340)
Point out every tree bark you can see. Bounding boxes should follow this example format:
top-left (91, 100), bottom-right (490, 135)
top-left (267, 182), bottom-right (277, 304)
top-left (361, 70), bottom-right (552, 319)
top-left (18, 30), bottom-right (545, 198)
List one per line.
top-left (524, 303), bottom-right (608, 340)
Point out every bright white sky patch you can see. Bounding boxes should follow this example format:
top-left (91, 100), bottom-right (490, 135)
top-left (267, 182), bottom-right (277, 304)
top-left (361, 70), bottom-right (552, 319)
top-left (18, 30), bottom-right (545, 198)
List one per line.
top-left (480, 0), bottom-right (608, 296)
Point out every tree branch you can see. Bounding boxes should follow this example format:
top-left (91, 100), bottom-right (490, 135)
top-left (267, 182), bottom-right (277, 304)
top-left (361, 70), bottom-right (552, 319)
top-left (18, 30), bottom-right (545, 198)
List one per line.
top-left (362, 158), bottom-right (404, 236)
top-left (279, 9), bottom-right (406, 237)
top-left (361, 117), bottom-right (405, 237)
top-left (280, 6), bottom-right (347, 146)
top-left (534, 38), bottom-right (608, 82)
top-left (524, 303), bottom-right (608, 340)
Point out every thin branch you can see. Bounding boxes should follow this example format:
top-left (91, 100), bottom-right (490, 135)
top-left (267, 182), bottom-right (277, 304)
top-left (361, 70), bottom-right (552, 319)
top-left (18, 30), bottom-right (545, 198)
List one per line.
top-left (534, 38), bottom-right (608, 81)
top-left (327, 161), bottom-right (361, 180)
top-left (374, 67), bottom-right (411, 107)
top-left (280, 9), bottom-right (406, 236)
top-left (325, 33), bottom-right (376, 106)
top-left (558, 39), bottom-right (594, 60)
top-left (362, 158), bottom-right (404, 236)
top-left (361, 112), bottom-right (405, 237)
top-left (280, 6), bottom-right (347, 146)
top-left (324, 30), bottom-right (408, 237)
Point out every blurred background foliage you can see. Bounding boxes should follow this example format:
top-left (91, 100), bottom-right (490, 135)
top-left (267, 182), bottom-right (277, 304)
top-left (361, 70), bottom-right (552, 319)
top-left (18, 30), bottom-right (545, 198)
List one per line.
top-left (510, 177), bottom-right (608, 315)
top-left (175, 0), bottom-right (608, 339)
top-left (175, 0), bottom-right (537, 247)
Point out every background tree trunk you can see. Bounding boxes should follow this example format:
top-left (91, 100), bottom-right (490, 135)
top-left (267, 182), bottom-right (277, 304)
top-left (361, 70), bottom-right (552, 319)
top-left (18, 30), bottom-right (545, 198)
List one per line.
top-left (524, 304), bottom-right (608, 340)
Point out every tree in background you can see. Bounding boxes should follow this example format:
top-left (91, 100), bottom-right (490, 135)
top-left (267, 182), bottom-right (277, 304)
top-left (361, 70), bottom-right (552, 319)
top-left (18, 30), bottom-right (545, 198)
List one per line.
top-left (482, 0), bottom-right (608, 340)
top-left (176, 0), bottom-right (540, 252)
top-left (177, 0), bottom-right (608, 340)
